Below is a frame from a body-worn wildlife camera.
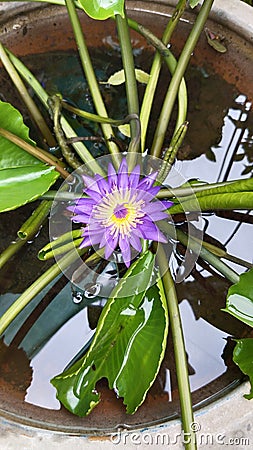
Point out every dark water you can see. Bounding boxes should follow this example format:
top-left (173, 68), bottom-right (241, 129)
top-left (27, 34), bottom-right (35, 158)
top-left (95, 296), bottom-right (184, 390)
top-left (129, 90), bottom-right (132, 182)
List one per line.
top-left (0, 49), bottom-right (252, 431)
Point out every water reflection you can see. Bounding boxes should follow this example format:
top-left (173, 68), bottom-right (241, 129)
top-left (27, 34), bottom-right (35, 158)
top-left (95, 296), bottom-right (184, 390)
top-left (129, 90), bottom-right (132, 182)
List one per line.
top-left (24, 296), bottom-right (229, 410)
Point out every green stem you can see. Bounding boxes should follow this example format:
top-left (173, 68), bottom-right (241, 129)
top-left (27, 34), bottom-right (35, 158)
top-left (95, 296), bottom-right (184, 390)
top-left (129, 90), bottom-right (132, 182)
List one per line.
top-left (151, 0), bottom-right (214, 158)
top-left (0, 248), bottom-right (85, 336)
top-left (64, 0), bottom-right (121, 168)
top-left (4, 47), bottom-right (103, 175)
top-left (115, 13), bottom-right (140, 156)
top-left (0, 42), bottom-right (55, 147)
top-left (0, 200), bottom-right (52, 270)
top-left (129, 0), bottom-right (187, 152)
top-left (157, 244), bottom-right (196, 450)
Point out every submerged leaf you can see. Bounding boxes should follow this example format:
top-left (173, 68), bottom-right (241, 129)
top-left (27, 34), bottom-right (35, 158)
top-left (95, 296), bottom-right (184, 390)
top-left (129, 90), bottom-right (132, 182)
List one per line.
top-left (51, 251), bottom-right (169, 416)
top-left (79, 0), bottom-right (125, 20)
top-left (222, 269), bottom-right (253, 327)
top-left (233, 338), bottom-right (253, 400)
top-left (0, 101), bottom-right (59, 212)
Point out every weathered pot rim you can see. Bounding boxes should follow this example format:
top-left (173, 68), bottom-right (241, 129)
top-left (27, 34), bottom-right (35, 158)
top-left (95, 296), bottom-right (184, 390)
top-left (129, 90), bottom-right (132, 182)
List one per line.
top-left (0, 1), bottom-right (252, 448)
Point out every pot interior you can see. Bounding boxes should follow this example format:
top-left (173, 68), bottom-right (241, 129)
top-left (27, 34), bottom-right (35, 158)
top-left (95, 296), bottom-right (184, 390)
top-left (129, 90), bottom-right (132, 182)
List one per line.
top-left (0, 2), bottom-right (253, 434)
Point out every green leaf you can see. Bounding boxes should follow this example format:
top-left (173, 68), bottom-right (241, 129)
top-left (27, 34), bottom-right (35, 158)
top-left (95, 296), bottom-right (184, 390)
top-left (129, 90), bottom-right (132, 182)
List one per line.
top-left (222, 269), bottom-right (253, 327)
top-left (233, 338), bottom-right (253, 400)
top-left (0, 101), bottom-right (59, 212)
top-left (79, 0), bottom-right (125, 20)
top-left (51, 251), bottom-right (169, 416)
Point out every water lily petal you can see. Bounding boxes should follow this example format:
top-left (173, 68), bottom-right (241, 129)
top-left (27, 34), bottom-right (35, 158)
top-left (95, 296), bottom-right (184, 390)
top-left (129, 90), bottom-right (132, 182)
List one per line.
top-left (137, 171), bottom-right (158, 190)
top-left (118, 158), bottom-right (129, 191)
top-left (82, 174), bottom-right (100, 192)
top-left (107, 162), bottom-right (117, 189)
top-left (95, 174), bottom-right (109, 195)
top-left (119, 234), bottom-right (131, 267)
top-left (129, 233), bottom-right (142, 252)
top-left (140, 218), bottom-right (167, 243)
top-left (128, 164), bottom-right (140, 189)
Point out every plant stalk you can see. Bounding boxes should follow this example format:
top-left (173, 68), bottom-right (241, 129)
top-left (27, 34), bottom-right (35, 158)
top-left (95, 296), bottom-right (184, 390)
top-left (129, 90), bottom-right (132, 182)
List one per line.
top-left (115, 13), bottom-right (140, 155)
top-left (157, 244), bottom-right (196, 450)
top-left (151, 0), bottom-right (214, 157)
top-left (129, 0), bottom-right (187, 152)
top-left (0, 42), bottom-right (55, 147)
top-left (4, 47), bottom-right (103, 175)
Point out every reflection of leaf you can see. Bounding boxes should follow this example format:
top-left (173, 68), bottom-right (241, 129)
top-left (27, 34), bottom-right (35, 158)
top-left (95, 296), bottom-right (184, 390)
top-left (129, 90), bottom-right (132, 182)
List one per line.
top-left (0, 101), bottom-right (59, 212)
top-left (222, 269), bottom-right (253, 327)
top-left (51, 251), bottom-right (169, 416)
top-left (233, 338), bottom-right (253, 399)
top-left (79, 0), bottom-right (125, 20)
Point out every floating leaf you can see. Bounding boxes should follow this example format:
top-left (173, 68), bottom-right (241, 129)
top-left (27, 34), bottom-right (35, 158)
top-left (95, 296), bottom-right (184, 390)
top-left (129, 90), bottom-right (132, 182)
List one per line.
top-left (51, 251), bottom-right (169, 416)
top-left (0, 101), bottom-right (59, 212)
top-left (101, 68), bottom-right (150, 86)
top-left (79, 0), bottom-right (125, 20)
top-left (222, 269), bottom-right (253, 327)
top-left (233, 338), bottom-right (253, 400)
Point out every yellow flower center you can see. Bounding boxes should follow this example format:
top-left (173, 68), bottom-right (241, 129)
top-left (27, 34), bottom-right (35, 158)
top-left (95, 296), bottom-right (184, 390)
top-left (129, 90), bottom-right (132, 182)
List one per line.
top-left (93, 188), bottom-right (145, 238)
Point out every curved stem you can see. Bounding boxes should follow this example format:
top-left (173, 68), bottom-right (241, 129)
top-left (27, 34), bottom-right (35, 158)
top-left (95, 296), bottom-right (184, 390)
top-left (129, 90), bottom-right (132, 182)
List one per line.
top-left (64, 0), bottom-right (121, 169)
top-left (157, 244), bottom-right (196, 450)
top-left (151, 0), bottom-right (214, 157)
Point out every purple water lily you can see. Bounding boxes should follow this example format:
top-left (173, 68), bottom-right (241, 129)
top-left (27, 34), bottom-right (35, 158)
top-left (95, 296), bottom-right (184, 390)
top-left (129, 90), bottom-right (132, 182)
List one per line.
top-left (69, 158), bottom-right (173, 267)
